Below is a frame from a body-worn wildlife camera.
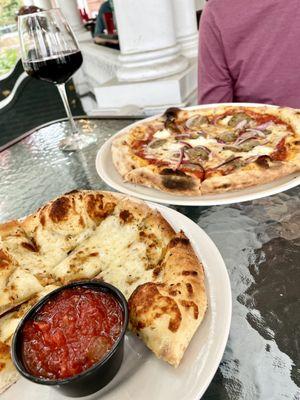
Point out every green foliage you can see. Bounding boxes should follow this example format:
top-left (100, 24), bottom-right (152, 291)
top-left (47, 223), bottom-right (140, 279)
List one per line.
top-left (0, 47), bottom-right (19, 75)
top-left (0, 0), bottom-right (22, 26)
top-left (0, 0), bottom-right (22, 76)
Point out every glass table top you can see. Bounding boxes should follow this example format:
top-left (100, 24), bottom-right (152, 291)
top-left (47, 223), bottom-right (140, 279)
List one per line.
top-left (0, 118), bottom-right (299, 399)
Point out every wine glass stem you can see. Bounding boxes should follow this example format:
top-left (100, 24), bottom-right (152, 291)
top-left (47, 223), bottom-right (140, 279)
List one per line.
top-left (56, 84), bottom-right (78, 134)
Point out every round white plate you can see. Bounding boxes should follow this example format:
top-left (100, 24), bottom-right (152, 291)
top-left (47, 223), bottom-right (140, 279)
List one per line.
top-left (3, 204), bottom-right (231, 400)
top-left (96, 103), bottom-right (300, 206)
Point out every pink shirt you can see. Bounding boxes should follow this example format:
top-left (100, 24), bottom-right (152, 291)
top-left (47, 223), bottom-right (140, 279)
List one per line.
top-left (198, 0), bottom-right (300, 108)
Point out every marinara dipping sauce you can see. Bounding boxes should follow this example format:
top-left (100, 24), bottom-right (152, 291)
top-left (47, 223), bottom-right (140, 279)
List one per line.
top-left (20, 287), bottom-right (124, 380)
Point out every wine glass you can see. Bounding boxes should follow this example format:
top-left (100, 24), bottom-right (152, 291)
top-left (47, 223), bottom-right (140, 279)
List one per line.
top-left (18, 8), bottom-right (97, 151)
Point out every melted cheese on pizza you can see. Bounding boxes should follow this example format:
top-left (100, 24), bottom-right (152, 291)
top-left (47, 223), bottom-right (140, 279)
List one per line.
top-left (0, 285), bottom-right (59, 345)
top-left (142, 112), bottom-right (292, 171)
top-left (154, 129), bottom-right (171, 139)
top-left (52, 212), bottom-right (164, 299)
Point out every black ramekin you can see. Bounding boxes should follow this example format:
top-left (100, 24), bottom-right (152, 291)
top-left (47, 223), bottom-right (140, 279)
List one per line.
top-left (11, 280), bottom-right (129, 397)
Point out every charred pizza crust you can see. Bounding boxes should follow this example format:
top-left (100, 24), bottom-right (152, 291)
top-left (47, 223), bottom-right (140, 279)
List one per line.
top-left (0, 190), bottom-right (207, 392)
top-left (112, 106), bottom-right (300, 195)
top-left (129, 232), bottom-right (206, 366)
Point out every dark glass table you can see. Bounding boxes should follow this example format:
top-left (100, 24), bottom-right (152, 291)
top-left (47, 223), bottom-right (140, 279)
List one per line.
top-left (1, 118), bottom-right (299, 399)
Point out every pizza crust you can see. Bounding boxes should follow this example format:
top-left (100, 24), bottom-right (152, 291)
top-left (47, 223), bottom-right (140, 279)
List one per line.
top-left (128, 232), bottom-right (207, 367)
top-left (201, 162), bottom-right (299, 194)
top-left (0, 342), bottom-right (19, 395)
top-left (125, 165), bottom-right (201, 195)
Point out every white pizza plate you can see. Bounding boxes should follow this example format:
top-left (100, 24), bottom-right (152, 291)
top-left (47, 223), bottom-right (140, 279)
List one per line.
top-left (3, 203), bottom-right (231, 400)
top-left (96, 103), bottom-right (300, 206)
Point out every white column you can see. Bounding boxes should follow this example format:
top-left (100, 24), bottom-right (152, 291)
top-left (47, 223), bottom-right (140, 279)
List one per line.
top-left (172, 0), bottom-right (198, 58)
top-left (55, 0), bottom-right (84, 33)
top-left (195, 0), bottom-right (206, 10)
top-left (33, 0), bottom-right (52, 9)
top-left (52, 0), bottom-right (91, 102)
top-left (113, 0), bottom-right (188, 82)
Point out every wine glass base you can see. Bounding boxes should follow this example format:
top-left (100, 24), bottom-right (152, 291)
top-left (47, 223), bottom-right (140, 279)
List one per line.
top-left (59, 133), bottom-right (98, 151)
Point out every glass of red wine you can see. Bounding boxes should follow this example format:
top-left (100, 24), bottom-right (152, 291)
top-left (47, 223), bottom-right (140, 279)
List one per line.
top-left (18, 8), bottom-right (97, 151)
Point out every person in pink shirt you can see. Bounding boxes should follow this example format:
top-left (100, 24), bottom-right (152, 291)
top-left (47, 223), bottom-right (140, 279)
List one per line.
top-left (198, 0), bottom-right (300, 108)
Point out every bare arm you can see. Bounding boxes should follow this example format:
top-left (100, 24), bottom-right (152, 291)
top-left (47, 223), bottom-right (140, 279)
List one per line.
top-left (198, 4), bottom-right (233, 104)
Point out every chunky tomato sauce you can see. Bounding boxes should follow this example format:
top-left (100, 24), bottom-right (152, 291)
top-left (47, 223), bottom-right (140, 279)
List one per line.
top-left (21, 287), bottom-right (123, 380)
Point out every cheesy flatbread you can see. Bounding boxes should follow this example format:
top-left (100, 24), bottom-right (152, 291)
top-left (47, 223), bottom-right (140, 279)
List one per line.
top-left (0, 191), bottom-right (207, 393)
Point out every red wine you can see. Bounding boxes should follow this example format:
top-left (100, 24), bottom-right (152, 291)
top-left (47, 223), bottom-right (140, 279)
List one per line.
top-left (23, 51), bottom-right (83, 84)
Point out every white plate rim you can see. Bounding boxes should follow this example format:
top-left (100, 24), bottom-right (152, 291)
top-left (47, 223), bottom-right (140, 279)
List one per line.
top-left (95, 103), bottom-right (300, 206)
top-left (149, 202), bottom-right (232, 400)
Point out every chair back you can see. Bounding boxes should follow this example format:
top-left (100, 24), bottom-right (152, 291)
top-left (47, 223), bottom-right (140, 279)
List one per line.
top-left (103, 12), bottom-right (115, 34)
top-left (0, 76), bottom-right (84, 148)
top-left (0, 59), bottom-right (24, 101)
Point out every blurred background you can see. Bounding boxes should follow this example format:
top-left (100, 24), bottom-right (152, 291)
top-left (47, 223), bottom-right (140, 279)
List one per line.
top-left (0, 0), bottom-right (206, 145)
